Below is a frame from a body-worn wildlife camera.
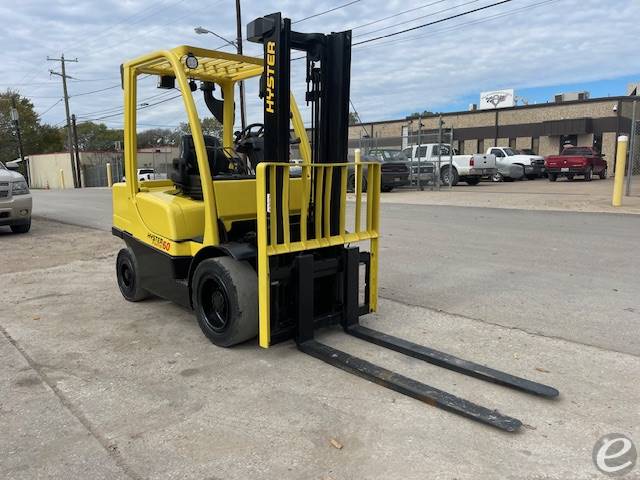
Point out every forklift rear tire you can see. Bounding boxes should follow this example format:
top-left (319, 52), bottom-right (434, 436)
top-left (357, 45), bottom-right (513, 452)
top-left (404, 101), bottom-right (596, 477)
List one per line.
top-left (192, 257), bottom-right (258, 347)
top-left (116, 248), bottom-right (149, 302)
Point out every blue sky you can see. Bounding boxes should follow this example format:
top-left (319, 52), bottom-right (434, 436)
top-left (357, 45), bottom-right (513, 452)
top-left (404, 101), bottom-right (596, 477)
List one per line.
top-left (447, 74), bottom-right (639, 114)
top-left (1, 0), bottom-right (639, 129)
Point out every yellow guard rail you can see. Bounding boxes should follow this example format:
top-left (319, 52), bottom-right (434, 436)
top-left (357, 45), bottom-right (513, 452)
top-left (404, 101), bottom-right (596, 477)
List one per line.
top-left (256, 161), bottom-right (381, 347)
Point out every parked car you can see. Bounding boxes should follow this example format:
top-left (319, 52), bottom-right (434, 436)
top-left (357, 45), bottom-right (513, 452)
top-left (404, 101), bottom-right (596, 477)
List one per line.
top-left (122, 168), bottom-right (168, 182)
top-left (544, 147), bottom-right (607, 181)
top-left (0, 161), bottom-right (32, 233)
top-left (403, 144), bottom-right (496, 186)
top-left (487, 147), bottom-right (545, 180)
top-left (517, 149), bottom-right (546, 177)
top-left (348, 149), bottom-right (410, 192)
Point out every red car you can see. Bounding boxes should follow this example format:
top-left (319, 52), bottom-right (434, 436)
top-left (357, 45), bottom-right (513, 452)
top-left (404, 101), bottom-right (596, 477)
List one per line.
top-left (545, 147), bottom-right (607, 181)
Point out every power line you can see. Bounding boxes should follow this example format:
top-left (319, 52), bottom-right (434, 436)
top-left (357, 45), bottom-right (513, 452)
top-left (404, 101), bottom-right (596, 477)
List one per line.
top-left (349, 99), bottom-right (370, 136)
top-left (36, 99), bottom-right (63, 118)
top-left (353, 0), bottom-right (513, 46)
top-left (75, 89), bottom-right (176, 117)
top-left (292, 0), bottom-right (362, 24)
top-left (347, 0), bottom-right (448, 31)
top-left (354, 0), bottom-right (483, 39)
top-left (71, 83), bottom-right (121, 97)
top-left (79, 94), bottom-right (182, 122)
top-left (355, 0), bottom-right (558, 50)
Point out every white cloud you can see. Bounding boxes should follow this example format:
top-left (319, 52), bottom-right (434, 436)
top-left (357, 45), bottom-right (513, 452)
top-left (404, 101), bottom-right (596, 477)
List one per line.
top-left (1, 0), bottom-right (639, 128)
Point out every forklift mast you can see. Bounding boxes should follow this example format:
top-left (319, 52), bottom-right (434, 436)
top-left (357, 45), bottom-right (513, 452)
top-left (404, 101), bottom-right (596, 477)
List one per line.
top-left (248, 12), bottom-right (351, 166)
top-left (244, 13), bottom-right (558, 432)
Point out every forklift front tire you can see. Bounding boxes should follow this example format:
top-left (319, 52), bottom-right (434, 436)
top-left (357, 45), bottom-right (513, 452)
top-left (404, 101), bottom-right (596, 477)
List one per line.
top-left (192, 257), bottom-right (258, 347)
top-left (116, 248), bottom-right (149, 302)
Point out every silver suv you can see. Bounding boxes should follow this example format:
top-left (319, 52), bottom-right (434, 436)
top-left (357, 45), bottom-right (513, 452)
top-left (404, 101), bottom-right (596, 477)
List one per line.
top-left (0, 162), bottom-right (32, 233)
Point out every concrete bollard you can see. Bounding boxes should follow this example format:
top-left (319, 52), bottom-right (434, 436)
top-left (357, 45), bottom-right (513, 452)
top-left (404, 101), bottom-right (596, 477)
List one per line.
top-left (59, 169), bottom-right (65, 189)
top-left (612, 136), bottom-right (628, 207)
top-left (106, 163), bottom-right (113, 188)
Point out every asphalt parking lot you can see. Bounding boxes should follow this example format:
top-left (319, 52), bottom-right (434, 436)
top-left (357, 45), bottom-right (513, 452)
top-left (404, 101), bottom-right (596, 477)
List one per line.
top-left (1, 192), bottom-right (639, 478)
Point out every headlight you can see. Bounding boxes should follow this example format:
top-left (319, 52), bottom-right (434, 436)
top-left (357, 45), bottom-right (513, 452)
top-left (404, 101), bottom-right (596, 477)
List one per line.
top-left (12, 180), bottom-right (29, 195)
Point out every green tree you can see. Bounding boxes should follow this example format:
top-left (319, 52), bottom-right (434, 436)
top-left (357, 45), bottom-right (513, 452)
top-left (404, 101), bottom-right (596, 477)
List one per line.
top-left (175, 117), bottom-right (223, 139)
top-left (137, 128), bottom-right (176, 148)
top-left (0, 91), bottom-right (64, 162)
top-left (348, 112), bottom-right (360, 125)
top-left (73, 121), bottom-right (123, 151)
top-left (407, 110), bottom-right (436, 120)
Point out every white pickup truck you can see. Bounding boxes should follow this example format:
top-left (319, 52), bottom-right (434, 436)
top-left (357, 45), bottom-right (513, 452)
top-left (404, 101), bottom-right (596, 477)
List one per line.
top-left (122, 168), bottom-right (168, 182)
top-left (402, 144), bottom-right (497, 186)
top-left (486, 147), bottom-right (545, 181)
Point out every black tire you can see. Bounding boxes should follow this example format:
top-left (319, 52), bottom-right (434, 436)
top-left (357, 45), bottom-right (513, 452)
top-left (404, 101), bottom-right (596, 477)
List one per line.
top-left (381, 185), bottom-right (393, 192)
top-left (491, 172), bottom-right (504, 182)
top-left (567, 174), bottom-right (574, 181)
top-left (116, 248), bottom-right (149, 302)
top-left (440, 166), bottom-right (459, 186)
top-left (526, 175), bottom-right (537, 180)
top-left (347, 173), bottom-right (367, 193)
top-left (584, 167), bottom-right (592, 182)
top-left (465, 177), bottom-right (480, 185)
top-left (10, 220), bottom-right (31, 233)
top-left (548, 173), bottom-right (557, 182)
top-left (599, 168), bottom-right (607, 180)
top-left (192, 257), bottom-right (258, 347)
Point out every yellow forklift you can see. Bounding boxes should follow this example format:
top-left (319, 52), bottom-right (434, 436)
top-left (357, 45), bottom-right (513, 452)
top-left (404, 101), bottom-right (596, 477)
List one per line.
top-left (112, 12), bottom-right (558, 431)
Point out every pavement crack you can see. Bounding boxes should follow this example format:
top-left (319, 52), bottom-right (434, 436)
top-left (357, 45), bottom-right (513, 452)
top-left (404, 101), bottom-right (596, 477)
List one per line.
top-left (378, 294), bottom-right (640, 359)
top-left (0, 323), bottom-right (142, 480)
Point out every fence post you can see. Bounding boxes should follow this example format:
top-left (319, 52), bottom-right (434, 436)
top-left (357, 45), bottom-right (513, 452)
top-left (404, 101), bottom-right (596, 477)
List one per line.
top-left (417, 114), bottom-right (423, 191)
top-left (107, 163), bottom-right (113, 188)
top-left (612, 136), bottom-right (628, 207)
top-left (626, 100), bottom-right (637, 196)
top-left (59, 169), bottom-right (65, 189)
top-left (449, 127), bottom-right (454, 189)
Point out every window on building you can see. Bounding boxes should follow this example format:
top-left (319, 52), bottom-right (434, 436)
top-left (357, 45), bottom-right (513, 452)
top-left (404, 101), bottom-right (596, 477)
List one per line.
top-left (593, 134), bottom-right (603, 153)
top-left (477, 139), bottom-right (484, 154)
top-left (532, 137), bottom-right (540, 155)
top-left (509, 138), bottom-right (517, 150)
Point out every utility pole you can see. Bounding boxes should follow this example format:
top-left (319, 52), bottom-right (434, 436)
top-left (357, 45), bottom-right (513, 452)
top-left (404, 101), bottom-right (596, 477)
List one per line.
top-left (71, 114), bottom-right (82, 187)
top-left (235, 0), bottom-right (247, 129)
top-left (10, 97), bottom-right (28, 185)
top-left (48, 53), bottom-right (79, 188)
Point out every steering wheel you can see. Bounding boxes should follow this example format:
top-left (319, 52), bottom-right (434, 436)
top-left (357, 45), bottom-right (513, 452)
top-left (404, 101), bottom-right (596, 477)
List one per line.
top-left (235, 123), bottom-right (264, 142)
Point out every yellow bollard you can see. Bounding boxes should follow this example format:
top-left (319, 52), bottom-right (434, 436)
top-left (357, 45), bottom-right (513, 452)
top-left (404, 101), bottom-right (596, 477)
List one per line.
top-left (612, 136), bottom-right (628, 207)
top-left (106, 162), bottom-right (113, 188)
top-left (59, 169), bottom-right (65, 189)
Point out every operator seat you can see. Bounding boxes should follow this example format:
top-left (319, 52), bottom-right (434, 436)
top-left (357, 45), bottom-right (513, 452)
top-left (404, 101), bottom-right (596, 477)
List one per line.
top-left (170, 134), bottom-right (230, 200)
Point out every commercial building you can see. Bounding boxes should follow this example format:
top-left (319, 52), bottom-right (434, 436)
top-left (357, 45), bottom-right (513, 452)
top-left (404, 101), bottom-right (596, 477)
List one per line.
top-left (348, 89), bottom-right (640, 175)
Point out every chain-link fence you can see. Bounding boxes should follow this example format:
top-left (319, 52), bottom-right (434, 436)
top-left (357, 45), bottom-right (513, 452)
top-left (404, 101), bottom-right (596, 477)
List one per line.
top-left (80, 150), bottom-right (175, 187)
top-left (348, 128), bottom-right (457, 190)
top-left (627, 115), bottom-right (640, 196)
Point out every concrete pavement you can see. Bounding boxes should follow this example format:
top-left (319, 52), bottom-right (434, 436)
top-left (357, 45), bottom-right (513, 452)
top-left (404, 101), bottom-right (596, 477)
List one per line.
top-left (1, 219), bottom-right (639, 479)
top-left (30, 188), bottom-right (640, 354)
